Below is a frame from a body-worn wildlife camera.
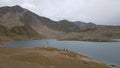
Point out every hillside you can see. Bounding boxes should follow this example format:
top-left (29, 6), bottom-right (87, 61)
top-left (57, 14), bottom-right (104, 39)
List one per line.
top-left (0, 24), bottom-right (41, 42)
top-left (72, 21), bottom-right (96, 29)
top-left (61, 25), bottom-right (120, 42)
top-left (0, 5), bottom-right (81, 41)
top-left (0, 5), bottom-right (120, 42)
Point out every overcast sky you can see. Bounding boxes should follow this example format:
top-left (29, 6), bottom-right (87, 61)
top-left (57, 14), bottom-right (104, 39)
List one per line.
top-left (0, 0), bottom-right (120, 25)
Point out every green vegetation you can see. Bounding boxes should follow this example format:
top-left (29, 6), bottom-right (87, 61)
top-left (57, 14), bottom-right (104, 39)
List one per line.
top-left (0, 24), bottom-right (42, 42)
top-left (11, 25), bottom-right (39, 37)
top-left (0, 24), bottom-right (12, 36)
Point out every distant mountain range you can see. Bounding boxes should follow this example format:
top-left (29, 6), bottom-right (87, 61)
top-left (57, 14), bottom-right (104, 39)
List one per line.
top-left (0, 5), bottom-right (120, 42)
top-left (73, 21), bottom-right (96, 29)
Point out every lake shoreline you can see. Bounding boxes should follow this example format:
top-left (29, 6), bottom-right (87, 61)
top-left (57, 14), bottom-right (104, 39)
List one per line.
top-left (3, 39), bottom-right (120, 68)
top-left (59, 38), bottom-right (119, 42)
top-left (0, 45), bottom-right (111, 68)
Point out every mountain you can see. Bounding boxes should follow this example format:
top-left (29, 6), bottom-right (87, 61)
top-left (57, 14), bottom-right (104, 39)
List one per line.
top-left (61, 25), bottom-right (120, 42)
top-left (0, 5), bottom-right (81, 41)
top-left (0, 5), bottom-right (120, 42)
top-left (57, 20), bottom-right (80, 32)
top-left (72, 21), bottom-right (96, 29)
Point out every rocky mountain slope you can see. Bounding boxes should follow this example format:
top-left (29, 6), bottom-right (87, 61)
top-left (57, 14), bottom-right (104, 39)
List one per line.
top-left (61, 25), bottom-right (120, 42)
top-left (73, 21), bottom-right (96, 29)
top-left (0, 5), bottom-right (82, 41)
top-left (0, 5), bottom-right (120, 42)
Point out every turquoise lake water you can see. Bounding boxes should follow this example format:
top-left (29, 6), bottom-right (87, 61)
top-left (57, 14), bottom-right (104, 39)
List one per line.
top-left (4, 39), bottom-right (120, 68)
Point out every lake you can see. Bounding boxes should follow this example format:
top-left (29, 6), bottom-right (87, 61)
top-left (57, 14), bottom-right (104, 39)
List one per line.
top-left (3, 39), bottom-right (120, 68)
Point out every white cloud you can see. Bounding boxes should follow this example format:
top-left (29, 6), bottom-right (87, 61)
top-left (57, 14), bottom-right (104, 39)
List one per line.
top-left (0, 0), bottom-right (120, 25)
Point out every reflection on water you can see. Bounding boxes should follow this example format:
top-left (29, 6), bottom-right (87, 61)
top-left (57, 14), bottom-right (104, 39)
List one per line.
top-left (4, 39), bottom-right (120, 68)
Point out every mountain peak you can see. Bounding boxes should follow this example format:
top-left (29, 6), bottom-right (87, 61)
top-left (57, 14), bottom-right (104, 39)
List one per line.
top-left (11, 5), bottom-right (24, 12)
top-left (12, 5), bottom-right (21, 7)
top-left (0, 5), bottom-right (24, 14)
top-left (12, 5), bottom-right (22, 9)
top-left (58, 20), bottom-right (71, 23)
top-left (72, 21), bottom-right (96, 28)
